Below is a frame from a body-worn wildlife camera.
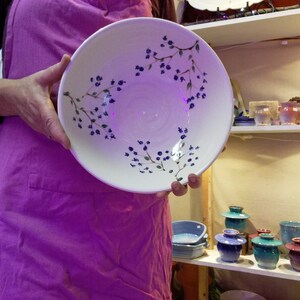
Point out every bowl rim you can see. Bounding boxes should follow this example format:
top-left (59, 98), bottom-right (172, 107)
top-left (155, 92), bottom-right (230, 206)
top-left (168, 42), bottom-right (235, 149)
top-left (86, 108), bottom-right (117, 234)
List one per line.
top-left (280, 221), bottom-right (300, 227)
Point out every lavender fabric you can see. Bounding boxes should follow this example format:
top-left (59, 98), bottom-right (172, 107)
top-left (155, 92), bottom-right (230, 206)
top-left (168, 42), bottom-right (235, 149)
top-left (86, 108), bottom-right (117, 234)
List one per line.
top-left (0, 0), bottom-right (172, 299)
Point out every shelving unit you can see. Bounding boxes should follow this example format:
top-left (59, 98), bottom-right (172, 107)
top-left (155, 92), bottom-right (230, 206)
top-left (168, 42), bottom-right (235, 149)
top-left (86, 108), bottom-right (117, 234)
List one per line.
top-left (186, 8), bottom-right (300, 47)
top-left (173, 248), bottom-right (300, 282)
top-left (231, 125), bottom-right (300, 134)
top-left (182, 6), bottom-right (300, 300)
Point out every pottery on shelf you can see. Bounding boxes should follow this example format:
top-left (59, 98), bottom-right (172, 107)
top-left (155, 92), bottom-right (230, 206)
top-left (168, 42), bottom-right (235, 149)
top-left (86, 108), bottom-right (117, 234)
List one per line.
top-left (280, 221), bottom-right (300, 245)
top-left (249, 228), bottom-right (272, 240)
top-left (252, 233), bottom-right (282, 270)
top-left (248, 228), bottom-right (272, 251)
top-left (215, 228), bottom-right (247, 263)
top-left (222, 206), bottom-right (250, 233)
top-left (285, 237), bottom-right (300, 272)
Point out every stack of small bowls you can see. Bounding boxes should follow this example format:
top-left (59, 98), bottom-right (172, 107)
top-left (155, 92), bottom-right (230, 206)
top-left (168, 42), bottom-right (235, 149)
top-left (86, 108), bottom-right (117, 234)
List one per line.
top-left (172, 220), bottom-right (208, 259)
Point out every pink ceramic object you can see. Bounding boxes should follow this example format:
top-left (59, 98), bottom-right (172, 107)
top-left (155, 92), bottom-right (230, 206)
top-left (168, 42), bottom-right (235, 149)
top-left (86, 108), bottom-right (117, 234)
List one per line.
top-left (286, 237), bottom-right (300, 272)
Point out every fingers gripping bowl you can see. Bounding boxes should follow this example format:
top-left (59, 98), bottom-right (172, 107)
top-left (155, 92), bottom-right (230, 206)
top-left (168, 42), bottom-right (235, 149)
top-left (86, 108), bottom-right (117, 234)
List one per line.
top-left (58, 17), bottom-right (233, 193)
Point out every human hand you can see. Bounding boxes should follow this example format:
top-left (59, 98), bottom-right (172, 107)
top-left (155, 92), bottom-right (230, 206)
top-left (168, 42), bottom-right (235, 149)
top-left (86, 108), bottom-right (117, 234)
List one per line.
top-left (1, 55), bottom-right (71, 149)
top-left (155, 146), bottom-right (227, 198)
top-left (156, 173), bottom-right (201, 198)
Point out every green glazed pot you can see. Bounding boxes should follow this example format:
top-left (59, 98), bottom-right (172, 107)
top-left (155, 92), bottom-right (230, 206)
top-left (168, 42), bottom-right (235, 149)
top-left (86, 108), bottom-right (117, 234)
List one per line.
top-left (252, 233), bottom-right (282, 269)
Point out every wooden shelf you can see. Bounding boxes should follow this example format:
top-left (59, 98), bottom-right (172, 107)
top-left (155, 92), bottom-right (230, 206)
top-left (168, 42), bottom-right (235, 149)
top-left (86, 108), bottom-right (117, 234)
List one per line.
top-left (231, 125), bottom-right (300, 134)
top-left (173, 248), bottom-right (300, 282)
top-left (186, 8), bottom-right (300, 47)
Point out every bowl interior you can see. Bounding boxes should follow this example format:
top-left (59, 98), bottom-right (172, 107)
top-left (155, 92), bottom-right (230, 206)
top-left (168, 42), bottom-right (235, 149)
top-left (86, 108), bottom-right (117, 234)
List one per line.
top-left (58, 17), bottom-right (233, 193)
top-left (172, 220), bottom-right (207, 244)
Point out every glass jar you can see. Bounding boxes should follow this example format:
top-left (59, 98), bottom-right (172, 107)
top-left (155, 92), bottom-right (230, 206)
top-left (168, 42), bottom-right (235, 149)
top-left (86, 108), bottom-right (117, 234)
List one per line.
top-left (254, 105), bottom-right (271, 126)
top-left (279, 102), bottom-right (298, 125)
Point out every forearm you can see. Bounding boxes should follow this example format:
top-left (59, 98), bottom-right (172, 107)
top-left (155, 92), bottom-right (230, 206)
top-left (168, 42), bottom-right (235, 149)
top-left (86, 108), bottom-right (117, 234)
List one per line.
top-left (0, 78), bottom-right (21, 116)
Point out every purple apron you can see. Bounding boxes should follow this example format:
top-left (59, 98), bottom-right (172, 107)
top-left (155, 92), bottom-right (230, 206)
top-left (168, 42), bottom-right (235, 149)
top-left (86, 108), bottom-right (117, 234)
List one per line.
top-left (0, 1), bottom-right (172, 299)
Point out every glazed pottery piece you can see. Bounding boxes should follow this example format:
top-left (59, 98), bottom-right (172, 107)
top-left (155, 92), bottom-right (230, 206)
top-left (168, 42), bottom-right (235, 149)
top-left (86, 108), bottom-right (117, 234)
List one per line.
top-left (285, 237), bottom-right (300, 272)
top-left (249, 228), bottom-right (271, 241)
top-left (222, 206), bottom-right (250, 232)
top-left (215, 228), bottom-right (247, 262)
top-left (172, 220), bottom-right (207, 245)
top-left (248, 228), bottom-right (272, 251)
top-left (172, 240), bottom-right (208, 259)
top-left (252, 233), bottom-right (282, 269)
top-left (280, 221), bottom-right (300, 245)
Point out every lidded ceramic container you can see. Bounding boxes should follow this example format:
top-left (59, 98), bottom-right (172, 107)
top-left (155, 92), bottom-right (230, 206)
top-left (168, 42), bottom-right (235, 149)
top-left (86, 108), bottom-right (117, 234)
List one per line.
top-left (252, 233), bottom-right (282, 269)
top-left (222, 206), bottom-right (250, 233)
top-left (285, 237), bottom-right (300, 272)
top-left (248, 228), bottom-right (272, 251)
top-left (249, 228), bottom-right (271, 240)
top-left (215, 228), bottom-right (247, 262)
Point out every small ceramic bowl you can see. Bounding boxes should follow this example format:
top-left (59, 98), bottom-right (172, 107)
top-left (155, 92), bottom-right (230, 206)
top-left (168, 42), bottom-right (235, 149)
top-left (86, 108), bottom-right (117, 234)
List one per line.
top-left (172, 220), bottom-right (207, 245)
top-left (172, 240), bottom-right (208, 259)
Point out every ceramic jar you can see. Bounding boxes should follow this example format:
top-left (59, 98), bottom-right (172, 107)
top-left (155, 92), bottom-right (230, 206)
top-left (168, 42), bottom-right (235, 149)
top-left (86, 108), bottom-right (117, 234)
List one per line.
top-left (252, 233), bottom-right (282, 269)
top-left (222, 206), bottom-right (250, 233)
top-left (248, 228), bottom-right (272, 252)
top-left (249, 228), bottom-right (272, 240)
top-left (215, 228), bottom-right (247, 262)
top-left (285, 237), bottom-right (300, 272)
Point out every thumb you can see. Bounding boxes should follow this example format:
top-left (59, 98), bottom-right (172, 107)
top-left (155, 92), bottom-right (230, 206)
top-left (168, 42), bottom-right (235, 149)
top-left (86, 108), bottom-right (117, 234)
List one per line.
top-left (37, 54), bottom-right (71, 86)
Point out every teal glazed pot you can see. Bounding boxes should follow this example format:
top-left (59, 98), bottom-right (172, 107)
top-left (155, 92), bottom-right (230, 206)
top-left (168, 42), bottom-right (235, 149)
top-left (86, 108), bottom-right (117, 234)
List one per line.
top-left (248, 228), bottom-right (272, 251)
top-left (215, 228), bottom-right (247, 262)
top-left (285, 237), bottom-right (300, 272)
top-left (252, 233), bottom-right (282, 269)
top-left (222, 206), bottom-right (250, 233)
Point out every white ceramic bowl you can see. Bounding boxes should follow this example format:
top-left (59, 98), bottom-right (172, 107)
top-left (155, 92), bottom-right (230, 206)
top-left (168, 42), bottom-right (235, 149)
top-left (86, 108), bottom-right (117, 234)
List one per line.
top-left (221, 290), bottom-right (266, 300)
top-left (58, 17), bottom-right (233, 193)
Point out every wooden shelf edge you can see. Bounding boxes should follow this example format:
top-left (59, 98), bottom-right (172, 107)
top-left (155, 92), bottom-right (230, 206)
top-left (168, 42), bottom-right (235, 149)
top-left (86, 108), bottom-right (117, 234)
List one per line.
top-left (173, 248), bottom-right (300, 282)
top-left (231, 125), bottom-right (300, 134)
